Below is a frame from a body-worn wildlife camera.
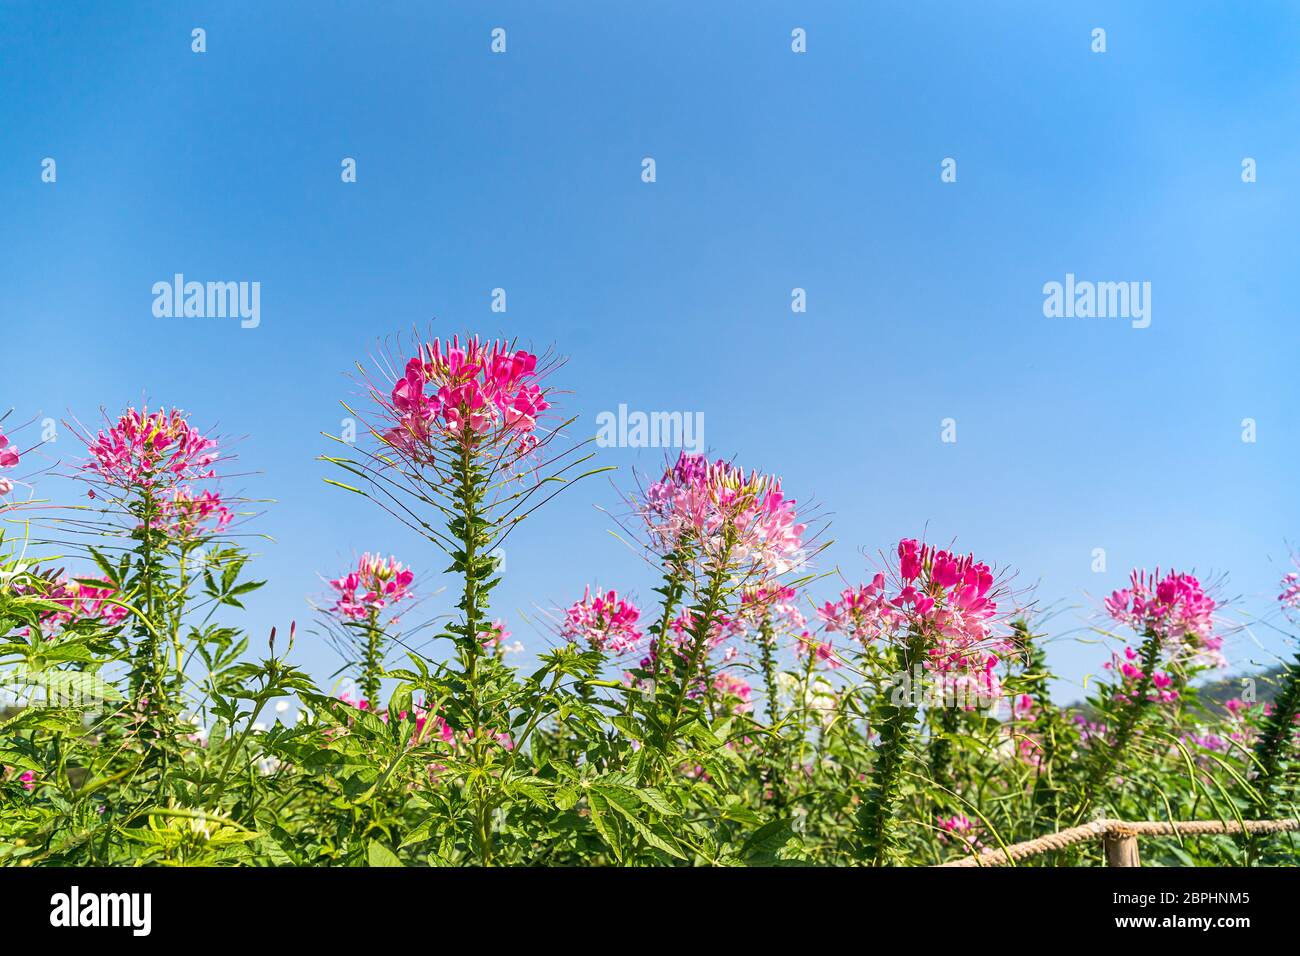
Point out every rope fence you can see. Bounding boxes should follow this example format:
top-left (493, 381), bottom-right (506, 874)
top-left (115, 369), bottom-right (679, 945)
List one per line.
top-left (939, 818), bottom-right (1300, 867)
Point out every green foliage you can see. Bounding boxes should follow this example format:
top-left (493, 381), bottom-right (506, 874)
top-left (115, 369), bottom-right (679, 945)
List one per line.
top-left (3, 417), bottom-right (1297, 867)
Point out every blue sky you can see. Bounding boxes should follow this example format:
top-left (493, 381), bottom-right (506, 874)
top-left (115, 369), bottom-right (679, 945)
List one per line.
top-left (2, 2), bottom-right (1297, 701)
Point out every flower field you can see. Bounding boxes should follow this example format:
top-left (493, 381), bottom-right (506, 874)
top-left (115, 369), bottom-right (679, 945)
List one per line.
top-left (1, 335), bottom-right (1297, 867)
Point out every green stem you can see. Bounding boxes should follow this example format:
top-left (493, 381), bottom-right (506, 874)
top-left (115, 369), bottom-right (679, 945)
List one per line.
top-left (453, 436), bottom-right (494, 865)
top-left (929, 706), bottom-right (958, 795)
top-left (649, 553), bottom-right (689, 690)
top-left (1078, 628), bottom-right (1162, 819)
top-left (757, 614), bottom-right (786, 809)
top-left (661, 544), bottom-right (733, 757)
top-left (212, 695), bottom-right (269, 807)
top-left (361, 608), bottom-right (382, 705)
top-left (858, 632), bottom-right (925, 866)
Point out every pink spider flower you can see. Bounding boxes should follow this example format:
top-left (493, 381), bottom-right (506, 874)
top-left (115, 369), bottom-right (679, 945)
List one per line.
top-left (672, 606), bottom-right (738, 652)
top-left (152, 487), bottom-right (233, 539)
top-left (1103, 646), bottom-right (1180, 704)
top-left (684, 669), bottom-right (754, 713)
top-left (895, 540), bottom-right (1012, 675)
top-left (826, 539), bottom-right (1014, 687)
top-left (337, 694), bottom-right (457, 752)
top-left (0, 430), bottom-right (18, 469)
top-left (1279, 570), bottom-right (1300, 613)
top-left (737, 582), bottom-right (806, 633)
top-left (818, 573), bottom-right (900, 644)
top-left (935, 814), bottom-right (983, 850)
top-left (82, 407), bottom-right (220, 490)
top-left (1011, 693), bottom-right (1035, 722)
top-left (1074, 714), bottom-right (1112, 749)
top-left (641, 452), bottom-right (807, 574)
top-left (1002, 695), bottom-right (1060, 768)
top-left (1104, 568), bottom-right (1224, 668)
top-left (710, 672), bottom-right (754, 714)
top-left (938, 664), bottom-right (1002, 711)
top-left (3, 767), bottom-right (36, 792)
top-left (328, 553), bottom-right (415, 621)
top-left (795, 632), bottom-right (843, 669)
top-left (478, 619), bottom-right (511, 648)
top-left (0, 427), bottom-right (19, 496)
top-left (426, 714), bottom-right (457, 745)
top-left (1216, 697), bottom-right (1268, 749)
top-left (560, 587), bottom-right (643, 654)
top-left (1184, 731), bottom-right (1229, 753)
top-left (377, 336), bottom-right (550, 462)
top-left (32, 574), bottom-right (130, 636)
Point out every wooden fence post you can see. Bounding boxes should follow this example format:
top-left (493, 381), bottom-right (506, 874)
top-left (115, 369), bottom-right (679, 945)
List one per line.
top-left (1103, 826), bottom-right (1140, 867)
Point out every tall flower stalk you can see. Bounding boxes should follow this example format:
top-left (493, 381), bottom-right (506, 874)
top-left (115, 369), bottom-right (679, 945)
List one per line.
top-left (1077, 568), bottom-right (1223, 819)
top-left (859, 629), bottom-right (928, 865)
top-left (326, 334), bottom-right (605, 864)
top-left (75, 408), bottom-right (227, 724)
top-left (320, 552), bottom-right (414, 704)
top-left (820, 538), bottom-right (1010, 865)
top-left (627, 452), bottom-right (809, 778)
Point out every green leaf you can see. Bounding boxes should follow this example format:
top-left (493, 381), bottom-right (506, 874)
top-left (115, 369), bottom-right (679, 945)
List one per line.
top-left (367, 840), bottom-right (404, 867)
top-left (399, 822), bottom-right (436, 850)
top-left (742, 819), bottom-right (799, 865)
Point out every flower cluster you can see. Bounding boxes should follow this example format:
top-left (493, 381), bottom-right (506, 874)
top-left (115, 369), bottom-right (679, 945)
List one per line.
top-left (1074, 714), bottom-right (1111, 749)
top-left (642, 453), bottom-right (806, 574)
top-left (478, 619), bottom-right (511, 649)
top-left (683, 670), bottom-right (754, 716)
top-left (153, 487), bottom-right (233, 540)
top-left (560, 587), bottom-right (643, 654)
top-left (337, 693), bottom-right (457, 748)
top-left (795, 631), bottom-right (843, 669)
top-left (1180, 697), bottom-right (1275, 766)
top-left (12, 572), bottom-right (129, 637)
top-left (935, 814), bottom-right (982, 851)
top-left (379, 336), bottom-right (549, 461)
top-left (738, 582), bottom-right (806, 632)
top-left (3, 767), bottom-right (36, 792)
top-left (1001, 694), bottom-right (1045, 766)
top-left (1103, 646), bottom-right (1179, 704)
top-left (0, 427), bottom-right (19, 496)
top-left (709, 672), bottom-right (754, 714)
top-left (328, 553), bottom-right (415, 621)
top-left (818, 573), bottom-right (898, 644)
top-left (1279, 570), bottom-right (1300, 614)
top-left (937, 666), bottom-right (1002, 711)
top-left (820, 539), bottom-right (1011, 679)
top-left (1216, 696), bottom-right (1300, 751)
top-left (1104, 568), bottom-right (1224, 668)
top-left (1184, 731), bottom-right (1229, 753)
top-left (48, 576), bottom-right (129, 631)
top-left (83, 407), bottom-right (219, 490)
